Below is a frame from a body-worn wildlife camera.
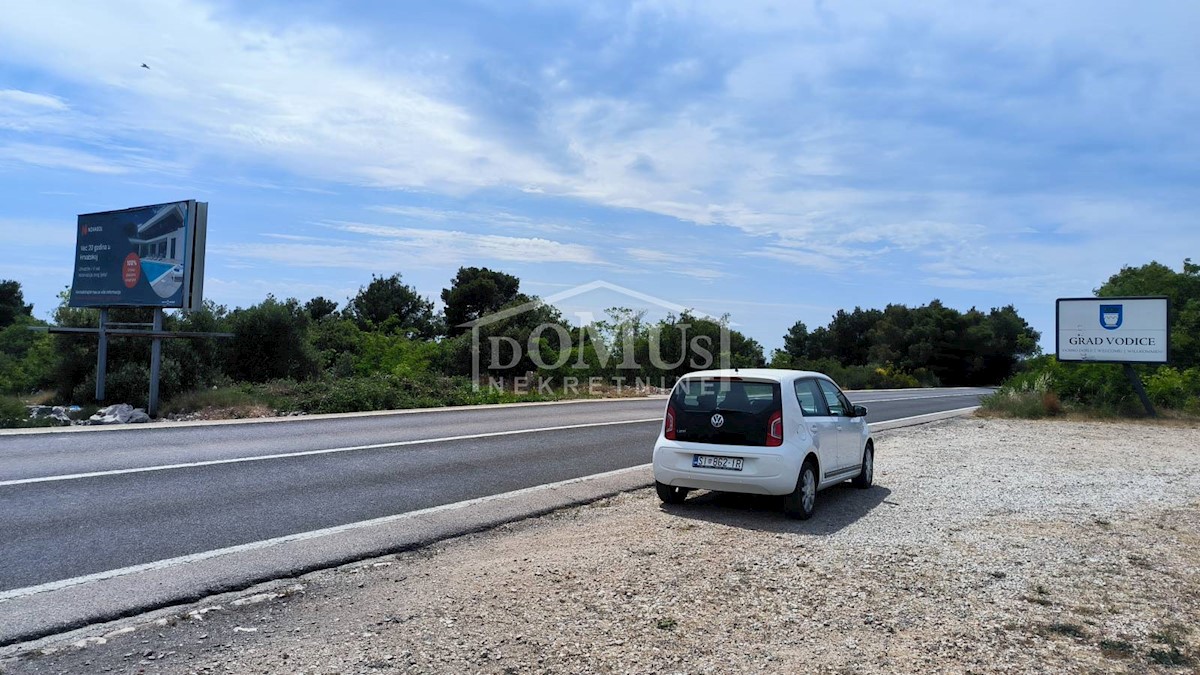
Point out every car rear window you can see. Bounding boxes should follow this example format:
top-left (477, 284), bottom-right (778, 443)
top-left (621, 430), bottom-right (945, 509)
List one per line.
top-left (674, 379), bottom-right (778, 413)
top-left (669, 379), bottom-right (782, 446)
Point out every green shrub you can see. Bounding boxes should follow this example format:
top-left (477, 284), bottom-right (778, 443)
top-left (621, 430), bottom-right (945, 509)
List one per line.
top-left (867, 364), bottom-right (921, 389)
top-left (161, 386), bottom-right (260, 415)
top-left (71, 357), bottom-right (188, 409)
top-left (987, 356), bottom-right (1200, 417)
top-left (1144, 368), bottom-right (1186, 409)
top-left (0, 318), bottom-right (55, 395)
top-left (226, 297), bottom-right (320, 383)
top-left (249, 374), bottom-right (557, 415)
top-left (354, 333), bottom-right (441, 379)
top-left (0, 395), bottom-right (27, 428)
top-left (980, 389), bottom-right (1060, 419)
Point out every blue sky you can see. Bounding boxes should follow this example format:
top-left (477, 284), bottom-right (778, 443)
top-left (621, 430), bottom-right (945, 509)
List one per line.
top-left (1, 0), bottom-right (1197, 353)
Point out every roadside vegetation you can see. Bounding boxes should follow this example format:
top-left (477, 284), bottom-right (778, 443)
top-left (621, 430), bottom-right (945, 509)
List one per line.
top-left (982, 260), bottom-right (1200, 419)
top-left (1, 264), bottom-right (1043, 424)
top-left (767, 300), bottom-right (1039, 389)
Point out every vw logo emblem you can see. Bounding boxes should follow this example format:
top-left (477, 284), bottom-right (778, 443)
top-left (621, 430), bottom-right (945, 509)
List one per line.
top-left (710, 413), bottom-right (725, 428)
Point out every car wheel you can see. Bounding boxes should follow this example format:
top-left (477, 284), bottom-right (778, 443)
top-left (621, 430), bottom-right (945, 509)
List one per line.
top-left (783, 460), bottom-right (817, 520)
top-left (655, 481), bottom-right (689, 505)
top-left (852, 443), bottom-right (874, 489)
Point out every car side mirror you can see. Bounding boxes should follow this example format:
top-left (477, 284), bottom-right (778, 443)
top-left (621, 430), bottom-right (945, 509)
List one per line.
top-left (852, 405), bottom-right (868, 418)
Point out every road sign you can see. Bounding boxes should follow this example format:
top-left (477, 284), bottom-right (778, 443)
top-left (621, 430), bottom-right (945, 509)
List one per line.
top-left (1056, 297), bottom-right (1169, 364)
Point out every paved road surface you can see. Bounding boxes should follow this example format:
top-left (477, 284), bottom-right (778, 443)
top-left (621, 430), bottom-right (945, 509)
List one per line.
top-left (0, 388), bottom-right (989, 593)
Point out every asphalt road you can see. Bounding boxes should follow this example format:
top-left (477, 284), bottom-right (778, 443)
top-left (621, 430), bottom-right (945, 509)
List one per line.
top-left (0, 389), bottom-right (989, 593)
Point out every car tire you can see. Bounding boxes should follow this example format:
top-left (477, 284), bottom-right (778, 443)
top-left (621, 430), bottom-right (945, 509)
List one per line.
top-left (783, 460), bottom-right (818, 520)
top-left (656, 481), bottom-right (689, 505)
top-left (852, 443), bottom-right (874, 489)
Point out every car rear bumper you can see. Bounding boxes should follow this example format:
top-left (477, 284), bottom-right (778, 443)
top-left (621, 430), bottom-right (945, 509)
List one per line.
top-left (652, 440), bottom-right (802, 496)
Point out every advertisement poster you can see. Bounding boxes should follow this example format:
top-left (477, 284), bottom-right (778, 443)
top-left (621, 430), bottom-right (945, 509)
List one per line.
top-left (70, 201), bottom-right (196, 308)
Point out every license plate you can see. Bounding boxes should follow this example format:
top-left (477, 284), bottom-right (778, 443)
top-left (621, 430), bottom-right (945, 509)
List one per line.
top-left (692, 454), bottom-right (744, 471)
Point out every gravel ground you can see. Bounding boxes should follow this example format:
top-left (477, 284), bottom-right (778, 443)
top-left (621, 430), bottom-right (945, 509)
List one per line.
top-left (4, 416), bottom-right (1200, 674)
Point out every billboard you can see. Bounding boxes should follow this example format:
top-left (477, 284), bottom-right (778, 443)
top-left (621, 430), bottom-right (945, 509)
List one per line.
top-left (70, 200), bottom-right (208, 310)
top-left (1056, 297), bottom-right (1169, 364)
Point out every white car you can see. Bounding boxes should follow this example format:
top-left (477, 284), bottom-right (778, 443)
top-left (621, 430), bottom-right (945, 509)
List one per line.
top-left (652, 368), bottom-right (874, 519)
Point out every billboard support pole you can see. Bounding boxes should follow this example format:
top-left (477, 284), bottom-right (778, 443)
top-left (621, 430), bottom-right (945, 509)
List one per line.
top-left (1123, 364), bottom-right (1157, 418)
top-left (96, 308), bottom-right (109, 401)
top-left (149, 308), bottom-right (163, 418)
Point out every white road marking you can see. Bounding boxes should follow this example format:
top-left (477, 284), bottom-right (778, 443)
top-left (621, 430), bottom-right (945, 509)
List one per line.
top-left (0, 418), bottom-right (662, 488)
top-left (0, 464), bottom-right (653, 602)
top-left (853, 392), bottom-right (990, 403)
top-left (870, 406), bottom-right (981, 428)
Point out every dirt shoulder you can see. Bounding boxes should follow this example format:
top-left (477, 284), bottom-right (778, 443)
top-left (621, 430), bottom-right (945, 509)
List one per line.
top-left (5, 416), bottom-right (1200, 674)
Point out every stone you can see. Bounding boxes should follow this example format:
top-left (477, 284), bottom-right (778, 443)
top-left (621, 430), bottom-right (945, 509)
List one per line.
top-left (88, 403), bottom-right (152, 425)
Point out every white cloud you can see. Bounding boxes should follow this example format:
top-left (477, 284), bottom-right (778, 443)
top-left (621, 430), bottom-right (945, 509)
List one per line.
top-left (0, 216), bottom-right (77, 247)
top-left (368, 205), bottom-right (573, 233)
top-left (203, 276), bottom-right (359, 308)
top-left (217, 222), bottom-right (603, 271)
top-left (623, 247), bottom-right (727, 280)
top-left (0, 143), bottom-right (127, 174)
top-left (0, 89), bottom-right (67, 111)
top-left (330, 222), bottom-right (601, 265)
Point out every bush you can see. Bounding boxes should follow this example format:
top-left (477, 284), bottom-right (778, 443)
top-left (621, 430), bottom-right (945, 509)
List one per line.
top-left (226, 297), bottom-right (320, 383)
top-left (248, 374), bottom-right (557, 415)
top-left (0, 317), bottom-right (55, 395)
top-left (0, 395), bottom-right (27, 428)
top-left (779, 358), bottom-right (936, 391)
top-left (986, 356), bottom-right (1200, 418)
top-left (1144, 367), bottom-right (1200, 409)
top-left (980, 390), bottom-right (1060, 419)
top-left (868, 364), bottom-right (921, 389)
top-left (71, 357), bottom-right (189, 409)
top-left (354, 333), bottom-right (442, 379)
top-left (161, 386), bottom-right (260, 415)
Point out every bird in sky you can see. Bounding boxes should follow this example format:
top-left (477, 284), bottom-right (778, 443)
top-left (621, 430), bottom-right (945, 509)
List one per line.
top-left (140, 63), bottom-right (150, 69)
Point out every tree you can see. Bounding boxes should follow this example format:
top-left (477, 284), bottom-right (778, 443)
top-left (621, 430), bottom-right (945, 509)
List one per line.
top-left (0, 315), bottom-right (54, 394)
top-left (781, 321), bottom-right (808, 362)
top-left (346, 274), bottom-right (438, 338)
top-left (305, 296), bottom-right (339, 322)
top-left (166, 301), bottom-right (230, 395)
top-left (1097, 259), bottom-right (1200, 368)
top-left (805, 326), bottom-right (836, 361)
top-left (0, 280), bottom-right (33, 328)
top-left (826, 307), bottom-right (884, 366)
top-left (441, 267), bottom-right (521, 335)
top-left (778, 298), bottom-right (1039, 386)
top-left (226, 296), bottom-right (319, 383)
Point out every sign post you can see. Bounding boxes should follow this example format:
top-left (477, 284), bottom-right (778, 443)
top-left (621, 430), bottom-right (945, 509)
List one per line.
top-left (1056, 296), bottom-right (1170, 417)
top-left (96, 308), bottom-right (109, 401)
top-left (149, 308), bottom-right (164, 417)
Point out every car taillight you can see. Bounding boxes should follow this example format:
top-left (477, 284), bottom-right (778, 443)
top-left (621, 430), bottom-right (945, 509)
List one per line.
top-left (766, 410), bottom-right (783, 446)
top-left (664, 405), bottom-right (676, 440)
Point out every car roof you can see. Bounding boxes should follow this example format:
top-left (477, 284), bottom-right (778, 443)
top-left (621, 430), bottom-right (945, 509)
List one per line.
top-left (677, 368), bottom-right (833, 383)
